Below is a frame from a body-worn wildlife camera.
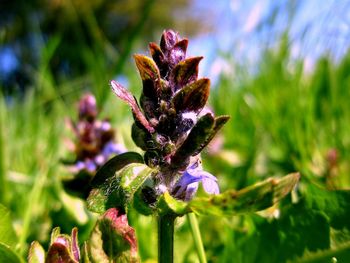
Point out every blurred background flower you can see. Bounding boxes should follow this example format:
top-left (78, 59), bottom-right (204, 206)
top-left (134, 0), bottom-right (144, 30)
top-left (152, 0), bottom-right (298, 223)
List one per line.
top-left (62, 92), bottom-right (125, 197)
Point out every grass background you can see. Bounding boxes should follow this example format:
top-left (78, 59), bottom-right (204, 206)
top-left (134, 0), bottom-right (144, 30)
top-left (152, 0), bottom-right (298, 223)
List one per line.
top-left (1, 1), bottom-right (350, 262)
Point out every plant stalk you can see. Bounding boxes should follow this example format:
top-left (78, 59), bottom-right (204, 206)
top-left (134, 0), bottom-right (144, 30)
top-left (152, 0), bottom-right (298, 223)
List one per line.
top-left (158, 214), bottom-right (175, 263)
top-left (0, 97), bottom-right (6, 204)
top-left (188, 213), bottom-right (207, 263)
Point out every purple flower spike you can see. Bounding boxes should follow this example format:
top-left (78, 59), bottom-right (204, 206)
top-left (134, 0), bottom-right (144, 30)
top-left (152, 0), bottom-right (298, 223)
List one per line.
top-left (66, 93), bottom-right (127, 175)
top-left (110, 30), bottom-right (229, 204)
top-left (173, 162), bottom-right (219, 201)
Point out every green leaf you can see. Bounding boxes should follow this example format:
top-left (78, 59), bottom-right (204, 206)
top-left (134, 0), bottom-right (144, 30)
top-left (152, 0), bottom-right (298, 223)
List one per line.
top-left (28, 241), bottom-right (45, 263)
top-left (87, 208), bottom-right (138, 263)
top-left (237, 183), bottom-right (350, 263)
top-left (81, 242), bottom-right (91, 263)
top-left (189, 173), bottom-right (300, 216)
top-left (249, 203), bottom-right (330, 263)
top-left (0, 243), bottom-right (22, 263)
top-left (134, 54), bottom-right (160, 82)
top-left (61, 170), bottom-right (92, 199)
top-left (0, 204), bottom-right (17, 249)
top-left (157, 192), bottom-right (189, 216)
top-left (133, 54), bottom-right (160, 99)
top-left (86, 189), bottom-right (108, 214)
top-left (49, 227), bottom-right (61, 245)
top-left (157, 173), bottom-right (299, 217)
top-left (91, 152), bottom-right (144, 187)
top-left (132, 187), bottom-right (154, 216)
top-left (172, 78), bottom-right (210, 113)
top-left (131, 123), bottom-right (151, 151)
top-left (303, 184), bottom-right (350, 230)
top-left (87, 163), bottom-right (156, 214)
top-left (171, 114), bottom-right (229, 168)
top-left (171, 113), bottom-right (215, 168)
top-left (171, 56), bottom-right (203, 91)
top-left (193, 115), bottom-right (230, 155)
top-left (291, 242), bottom-right (350, 263)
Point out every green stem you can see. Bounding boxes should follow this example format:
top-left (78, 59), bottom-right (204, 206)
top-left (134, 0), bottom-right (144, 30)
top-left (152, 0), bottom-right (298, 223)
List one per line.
top-left (188, 213), bottom-right (207, 263)
top-left (19, 170), bottom-right (46, 255)
top-left (0, 96), bottom-right (6, 204)
top-left (158, 214), bottom-right (175, 263)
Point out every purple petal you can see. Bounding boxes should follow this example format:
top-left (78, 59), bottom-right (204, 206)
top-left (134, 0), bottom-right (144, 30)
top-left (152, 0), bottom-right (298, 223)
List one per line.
top-left (94, 154), bottom-right (105, 165)
top-left (201, 173), bottom-right (219, 194)
top-left (188, 169), bottom-right (219, 195)
top-left (85, 160), bottom-right (96, 173)
top-left (172, 170), bottom-right (198, 199)
top-left (174, 169), bottom-right (202, 194)
top-left (55, 236), bottom-right (69, 247)
top-left (71, 228), bottom-right (80, 262)
top-left (75, 161), bottom-right (85, 171)
top-left (100, 121), bottom-right (112, 131)
top-left (184, 182), bottom-right (199, 201)
top-left (173, 164), bottom-right (219, 200)
top-left (102, 141), bottom-right (126, 156)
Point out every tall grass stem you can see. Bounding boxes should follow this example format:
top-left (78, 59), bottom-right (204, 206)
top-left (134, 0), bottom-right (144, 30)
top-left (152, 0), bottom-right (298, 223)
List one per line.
top-left (0, 96), bottom-right (6, 204)
top-left (188, 213), bottom-right (207, 263)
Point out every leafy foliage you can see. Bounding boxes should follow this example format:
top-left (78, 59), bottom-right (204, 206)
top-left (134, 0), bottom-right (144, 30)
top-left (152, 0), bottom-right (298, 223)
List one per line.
top-left (87, 161), bottom-right (156, 214)
top-left (0, 204), bottom-right (21, 263)
top-left (0, 243), bottom-right (23, 263)
top-left (158, 173), bottom-right (299, 217)
top-left (90, 152), bottom-right (144, 187)
top-left (86, 208), bottom-right (138, 263)
top-left (0, 204), bottom-right (17, 249)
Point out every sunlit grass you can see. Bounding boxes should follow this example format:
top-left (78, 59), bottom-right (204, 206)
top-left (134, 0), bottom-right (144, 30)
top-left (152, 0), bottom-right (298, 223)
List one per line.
top-left (1, 30), bottom-right (350, 262)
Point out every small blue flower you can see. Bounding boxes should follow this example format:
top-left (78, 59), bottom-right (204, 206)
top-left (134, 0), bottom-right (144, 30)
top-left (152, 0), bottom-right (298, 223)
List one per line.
top-left (85, 160), bottom-right (97, 173)
top-left (94, 141), bottom-right (126, 166)
top-left (75, 161), bottom-right (85, 171)
top-left (102, 141), bottom-right (126, 157)
top-left (70, 141), bottom-right (126, 174)
top-left (173, 162), bottom-right (219, 201)
top-left (100, 120), bottom-right (112, 131)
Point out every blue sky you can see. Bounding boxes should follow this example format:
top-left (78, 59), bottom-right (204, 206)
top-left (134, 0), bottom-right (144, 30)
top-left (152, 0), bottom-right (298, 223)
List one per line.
top-left (187, 0), bottom-right (350, 78)
top-left (1, 0), bottom-right (349, 83)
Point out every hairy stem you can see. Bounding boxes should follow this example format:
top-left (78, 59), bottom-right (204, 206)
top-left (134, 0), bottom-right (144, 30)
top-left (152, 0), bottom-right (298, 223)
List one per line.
top-left (188, 213), bottom-right (207, 263)
top-left (158, 214), bottom-right (175, 263)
